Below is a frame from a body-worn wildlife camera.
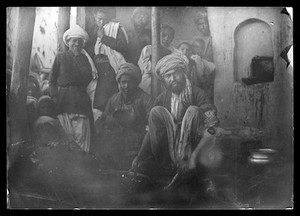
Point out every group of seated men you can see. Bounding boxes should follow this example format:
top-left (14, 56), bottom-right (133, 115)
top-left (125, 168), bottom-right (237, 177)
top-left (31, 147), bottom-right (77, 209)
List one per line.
top-left (23, 7), bottom-right (220, 189)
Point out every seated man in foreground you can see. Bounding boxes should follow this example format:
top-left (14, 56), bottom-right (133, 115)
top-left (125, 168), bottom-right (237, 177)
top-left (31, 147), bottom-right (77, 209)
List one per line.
top-left (132, 54), bottom-right (220, 189)
top-left (94, 63), bottom-right (154, 166)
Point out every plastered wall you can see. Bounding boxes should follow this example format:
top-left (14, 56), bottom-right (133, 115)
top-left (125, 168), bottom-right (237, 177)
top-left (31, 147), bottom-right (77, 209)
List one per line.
top-left (6, 7), bottom-right (18, 70)
top-left (7, 7), bottom-right (58, 73)
top-left (30, 7), bottom-right (58, 72)
top-left (207, 7), bottom-right (293, 149)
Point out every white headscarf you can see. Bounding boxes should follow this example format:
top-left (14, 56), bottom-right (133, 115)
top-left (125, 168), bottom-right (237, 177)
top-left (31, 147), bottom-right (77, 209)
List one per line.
top-left (62, 24), bottom-right (98, 79)
top-left (94, 22), bottom-right (128, 74)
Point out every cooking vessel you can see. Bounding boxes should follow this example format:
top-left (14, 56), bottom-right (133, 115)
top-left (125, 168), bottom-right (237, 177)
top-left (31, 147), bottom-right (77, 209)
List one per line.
top-left (248, 148), bottom-right (278, 164)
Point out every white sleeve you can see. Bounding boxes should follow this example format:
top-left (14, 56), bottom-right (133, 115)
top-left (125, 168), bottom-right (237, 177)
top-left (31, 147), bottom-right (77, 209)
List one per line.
top-left (138, 45), bottom-right (152, 76)
top-left (94, 37), bottom-right (102, 55)
top-left (202, 58), bottom-right (216, 74)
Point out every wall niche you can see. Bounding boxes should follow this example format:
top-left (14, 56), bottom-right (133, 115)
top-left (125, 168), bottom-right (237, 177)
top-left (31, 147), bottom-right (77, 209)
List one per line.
top-left (234, 18), bottom-right (274, 85)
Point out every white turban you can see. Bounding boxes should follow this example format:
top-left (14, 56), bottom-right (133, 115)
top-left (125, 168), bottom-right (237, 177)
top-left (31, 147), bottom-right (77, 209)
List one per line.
top-left (63, 24), bottom-right (89, 47)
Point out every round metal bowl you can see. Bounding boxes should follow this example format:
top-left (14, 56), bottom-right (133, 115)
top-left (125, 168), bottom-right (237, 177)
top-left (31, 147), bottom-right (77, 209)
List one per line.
top-left (248, 148), bottom-right (278, 164)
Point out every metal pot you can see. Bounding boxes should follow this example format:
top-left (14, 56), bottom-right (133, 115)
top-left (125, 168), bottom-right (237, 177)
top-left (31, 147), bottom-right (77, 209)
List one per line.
top-left (248, 148), bottom-right (278, 164)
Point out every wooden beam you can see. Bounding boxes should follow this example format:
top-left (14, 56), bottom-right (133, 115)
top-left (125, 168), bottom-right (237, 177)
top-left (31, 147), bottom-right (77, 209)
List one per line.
top-left (76, 7), bottom-right (86, 29)
top-left (9, 7), bottom-right (36, 146)
top-left (57, 7), bottom-right (70, 52)
top-left (151, 7), bottom-right (161, 98)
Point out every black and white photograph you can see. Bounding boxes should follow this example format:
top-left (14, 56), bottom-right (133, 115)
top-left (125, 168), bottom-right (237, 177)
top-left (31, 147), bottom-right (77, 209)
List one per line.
top-left (6, 6), bottom-right (293, 209)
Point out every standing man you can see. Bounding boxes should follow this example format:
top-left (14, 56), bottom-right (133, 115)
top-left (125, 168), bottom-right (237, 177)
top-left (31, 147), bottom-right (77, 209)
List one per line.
top-left (192, 8), bottom-right (215, 101)
top-left (177, 41), bottom-right (216, 102)
top-left (128, 7), bottom-right (152, 65)
top-left (49, 25), bottom-right (93, 153)
top-left (138, 24), bottom-right (180, 95)
top-left (85, 7), bottom-right (130, 122)
top-left (192, 8), bottom-right (214, 62)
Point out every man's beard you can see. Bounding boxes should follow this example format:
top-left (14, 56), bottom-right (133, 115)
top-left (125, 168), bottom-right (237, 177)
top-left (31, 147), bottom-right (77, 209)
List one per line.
top-left (166, 81), bottom-right (185, 94)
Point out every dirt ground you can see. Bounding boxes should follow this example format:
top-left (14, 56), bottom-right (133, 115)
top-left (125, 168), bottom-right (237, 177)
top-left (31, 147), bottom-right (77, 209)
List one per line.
top-left (7, 127), bottom-right (293, 209)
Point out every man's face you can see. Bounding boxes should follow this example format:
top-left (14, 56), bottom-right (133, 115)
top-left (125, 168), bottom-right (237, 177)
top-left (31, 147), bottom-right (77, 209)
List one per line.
top-left (160, 28), bottom-right (174, 47)
top-left (139, 32), bottom-right (151, 47)
top-left (68, 37), bottom-right (83, 54)
top-left (192, 40), bottom-right (205, 57)
top-left (27, 81), bottom-right (39, 98)
top-left (196, 18), bottom-right (210, 36)
top-left (162, 68), bottom-right (186, 94)
top-left (95, 12), bottom-right (109, 29)
top-left (119, 74), bottom-right (136, 96)
top-left (178, 43), bottom-right (192, 59)
top-left (39, 101), bottom-right (50, 116)
top-left (133, 13), bottom-right (149, 31)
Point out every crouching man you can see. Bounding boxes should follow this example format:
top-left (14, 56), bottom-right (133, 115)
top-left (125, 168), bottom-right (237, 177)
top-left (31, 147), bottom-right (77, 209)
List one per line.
top-left (132, 54), bottom-right (220, 189)
top-left (94, 63), bottom-right (154, 166)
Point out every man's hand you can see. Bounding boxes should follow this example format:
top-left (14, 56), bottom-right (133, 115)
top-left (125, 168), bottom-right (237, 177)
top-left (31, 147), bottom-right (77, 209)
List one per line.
top-left (145, 125), bottom-right (149, 131)
top-left (191, 54), bottom-right (205, 76)
top-left (204, 110), bottom-right (219, 128)
top-left (190, 54), bottom-right (202, 63)
top-left (92, 71), bottom-right (98, 80)
top-left (97, 28), bottom-right (104, 40)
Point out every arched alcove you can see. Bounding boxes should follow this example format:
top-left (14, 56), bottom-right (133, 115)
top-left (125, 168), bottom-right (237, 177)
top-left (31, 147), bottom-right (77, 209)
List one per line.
top-left (234, 18), bottom-right (274, 84)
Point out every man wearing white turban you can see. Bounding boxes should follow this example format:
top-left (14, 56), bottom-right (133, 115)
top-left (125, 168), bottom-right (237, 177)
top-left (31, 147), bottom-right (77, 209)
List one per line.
top-left (49, 25), bottom-right (94, 153)
top-left (63, 24), bottom-right (89, 46)
top-left (132, 54), bottom-right (219, 189)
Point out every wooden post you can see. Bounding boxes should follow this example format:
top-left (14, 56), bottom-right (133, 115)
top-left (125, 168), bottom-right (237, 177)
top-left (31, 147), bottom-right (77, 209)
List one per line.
top-left (57, 7), bottom-right (70, 52)
top-left (151, 7), bottom-right (161, 98)
top-left (8, 7), bottom-right (36, 146)
top-left (76, 7), bottom-right (86, 29)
